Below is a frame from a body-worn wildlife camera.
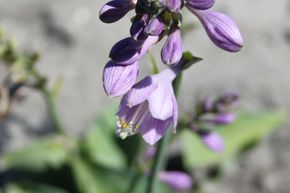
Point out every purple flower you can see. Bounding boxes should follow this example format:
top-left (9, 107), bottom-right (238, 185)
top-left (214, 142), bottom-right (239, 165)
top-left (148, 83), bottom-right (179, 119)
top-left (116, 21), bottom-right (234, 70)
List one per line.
top-left (166, 0), bottom-right (182, 12)
top-left (158, 171), bottom-right (192, 191)
top-left (116, 67), bottom-right (178, 145)
top-left (187, 8), bottom-right (243, 52)
top-left (161, 29), bottom-right (183, 66)
top-left (144, 18), bottom-right (164, 36)
top-left (103, 61), bottom-right (138, 97)
top-left (130, 14), bottom-right (149, 40)
top-left (110, 35), bottom-right (159, 65)
top-left (185, 0), bottom-right (214, 10)
top-left (99, 0), bottom-right (136, 23)
top-left (197, 130), bottom-right (224, 152)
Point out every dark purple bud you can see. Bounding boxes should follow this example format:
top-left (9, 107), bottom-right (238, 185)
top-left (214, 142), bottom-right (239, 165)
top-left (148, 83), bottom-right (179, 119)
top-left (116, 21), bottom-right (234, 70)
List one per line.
top-left (99, 0), bottom-right (136, 23)
top-left (187, 9), bottom-right (243, 52)
top-left (158, 171), bottom-right (192, 191)
top-left (144, 18), bottom-right (164, 36)
top-left (197, 130), bottom-right (224, 152)
top-left (167, 0), bottom-right (182, 12)
top-left (161, 29), bottom-right (182, 65)
top-left (185, 0), bottom-right (214, 10)
top-left (130, 14), bottom-right (149, 40)
top-left (103, 60), bottom-right (138, 97)
top-left (110, 36), bottom-right (159, 65)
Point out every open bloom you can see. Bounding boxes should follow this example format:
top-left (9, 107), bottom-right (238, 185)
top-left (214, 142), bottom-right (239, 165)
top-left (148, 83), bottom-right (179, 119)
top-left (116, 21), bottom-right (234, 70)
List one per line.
top-left (187, 8), bottom-right (243, 52)
top-left (103, 61), bottom-right (138, 97)
top-left (99, 0), bottom-right (136, 23)
top-left (116, 67), bottom-right (178, 145)
top-left (158, 171), bottom-right (192, 191)
top-left (110, 35), bottom-right (159, 65)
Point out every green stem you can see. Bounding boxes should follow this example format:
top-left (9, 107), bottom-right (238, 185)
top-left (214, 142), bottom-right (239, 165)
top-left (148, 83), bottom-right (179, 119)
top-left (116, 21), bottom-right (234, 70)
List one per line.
top-left (41, 89), bottom-right (65, 135)
top-left (146, 73), bottom-right (183, 193)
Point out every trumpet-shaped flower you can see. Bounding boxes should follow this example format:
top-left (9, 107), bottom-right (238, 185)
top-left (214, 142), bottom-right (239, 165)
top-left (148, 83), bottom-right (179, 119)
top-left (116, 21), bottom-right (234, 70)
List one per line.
top-left (116, 67), bottom-right (178, 145)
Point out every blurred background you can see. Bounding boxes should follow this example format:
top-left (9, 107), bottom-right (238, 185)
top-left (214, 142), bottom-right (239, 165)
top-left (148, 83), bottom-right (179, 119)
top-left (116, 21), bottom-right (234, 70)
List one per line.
top-left (0, 0), bottom-right (290, 193)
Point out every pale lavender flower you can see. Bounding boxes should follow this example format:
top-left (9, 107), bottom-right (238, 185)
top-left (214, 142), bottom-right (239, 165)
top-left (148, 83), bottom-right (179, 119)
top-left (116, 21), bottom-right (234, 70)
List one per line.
top-left (187, 8), bottom-right (243, 52)
top-left (158, 171), bottom-right (192, 191)
top-left (144, 18), bottom-right (164, 36)
top-left (99, 0), bottom-right (136, 23)
top-left (103, 61), bottom-right (138, 97)
top-left (185, 0), bottom-right (214, 10)
top-left (161, 28), bottom-right (183, 66)
top-left (197, 130), bottom-right (224, 152)
top-left (110, 35), bottom-right (159, 65)
top-left (166, 0), bottom-right (182, 12)
top-left (116, 67), bottom-right (178, 145)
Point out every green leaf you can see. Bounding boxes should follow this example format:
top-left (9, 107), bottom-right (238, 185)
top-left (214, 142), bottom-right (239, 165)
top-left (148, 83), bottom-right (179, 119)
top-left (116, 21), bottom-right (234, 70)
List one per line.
top-left (182, 110), bottom-right (287, 168)
top-left (0, 136), bottom-right (73, 172)
top-left (147, 52), bottom-right (159, 74)
top-left (180, 51), bottom-right (202, 71)
top-left (5, 182), bottom-right (69, 193)
top-left (70, 156), bottom-right (126, 193)
top-left (79, 105), bottom-right (126, 169)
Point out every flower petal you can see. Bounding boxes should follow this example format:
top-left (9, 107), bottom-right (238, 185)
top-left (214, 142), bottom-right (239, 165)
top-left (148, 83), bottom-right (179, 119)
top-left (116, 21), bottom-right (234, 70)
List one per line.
top-left (127, 76), bottom-right (158, 107)
top-left (158, 171), bottom-right (192, 191)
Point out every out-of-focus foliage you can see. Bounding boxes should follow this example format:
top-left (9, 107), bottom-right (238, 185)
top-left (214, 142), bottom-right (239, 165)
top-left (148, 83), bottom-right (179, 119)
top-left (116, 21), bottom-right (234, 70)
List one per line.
top-left (182, 110), bottom-right (287, 168)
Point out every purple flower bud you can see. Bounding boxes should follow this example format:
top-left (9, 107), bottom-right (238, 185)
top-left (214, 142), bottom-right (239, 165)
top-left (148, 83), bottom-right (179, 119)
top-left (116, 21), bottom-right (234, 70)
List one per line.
top-left (130, 14), bottom-right (149, 40)
top-left (158, 171), bottom-right (192, 191)
top-left (187, 9), bottom-right (243, 52)
top-left (185, 0), bottom-right (214, 10)
top-left (103, 61), bottom-right (138, 97)
top-left (110, 36), bottom-right (159, 65)
top-left (99, 0), bottom-right (136, 23)
top-left (211, 113), bottom-right (235, 125)
top-left (197, 130), bottom-right (224, 152)
top-left (161, 29), bottom-right (183, 66)
top-left (167, 0), bottom-right (182, 12)
top-left (144, 18), bottom-right (164, 36)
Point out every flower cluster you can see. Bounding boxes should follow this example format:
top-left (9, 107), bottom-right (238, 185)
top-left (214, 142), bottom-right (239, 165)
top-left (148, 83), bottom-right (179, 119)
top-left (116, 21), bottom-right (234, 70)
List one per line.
top-left (99, 0), bottom-right (243, 145)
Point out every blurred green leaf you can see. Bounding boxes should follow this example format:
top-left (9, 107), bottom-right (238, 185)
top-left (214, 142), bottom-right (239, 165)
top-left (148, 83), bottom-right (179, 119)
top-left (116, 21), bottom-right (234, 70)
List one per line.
top-left (0, 136), bottom-right (73, 172)
top-left (182, 110), bottom-right (287, 168)
top-left (180, 51), bottom-right (202, 71)
top-left (5, 182), bottom-right (69, 193)
top-left (70, 156), bottom-right (126, 193)
top-left (80, 105), bottom-right (126, 169)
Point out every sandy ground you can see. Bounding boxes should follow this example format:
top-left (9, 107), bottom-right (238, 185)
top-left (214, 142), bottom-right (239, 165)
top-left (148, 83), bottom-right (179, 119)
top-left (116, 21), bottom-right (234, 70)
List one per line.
top-left (0, 0), bottom-right (290, 192)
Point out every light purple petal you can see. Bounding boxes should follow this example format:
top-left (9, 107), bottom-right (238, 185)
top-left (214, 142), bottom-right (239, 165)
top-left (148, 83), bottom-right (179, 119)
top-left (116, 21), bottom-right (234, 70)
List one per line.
top-left (198, 131), bottom-right (224, 152)
top-left (158, 171), bottom-right (192, 191)
top-left (185, 0), bottom-right (214, 10)
top-left (166, 0), bottom-right (182, 12)
top-left (103, 61), bottom-right (138, 97)
top-left (144, 18), bottom-right (164, 36)
top-left (148, 82), bottom-right (174, 121)
top-left (127, 76), bottom-right (158, 107)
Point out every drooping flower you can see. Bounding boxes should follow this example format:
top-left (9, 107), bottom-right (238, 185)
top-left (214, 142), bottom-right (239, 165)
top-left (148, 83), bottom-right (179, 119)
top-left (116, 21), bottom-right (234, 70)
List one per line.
top-left (158, 171), bottom-right (192, 191)
top-left (103, 61), bottom-right (138, 97)
top-left (116, 67), bottom-right (178, 145)
top-left (99, 0), bottom-right (136, 23)
top-left (196, 130), bottom-right (224, 152)
top-left (185, 0), bottom-right (214, 10)
top-left (110, 35), bottom-right (159, 65)
top-left (166, 0), bottom-right (182, 12)
top-left (161, 28), bottom-right (183, 66)
top-left (187, 8), bottom-right (243, 52)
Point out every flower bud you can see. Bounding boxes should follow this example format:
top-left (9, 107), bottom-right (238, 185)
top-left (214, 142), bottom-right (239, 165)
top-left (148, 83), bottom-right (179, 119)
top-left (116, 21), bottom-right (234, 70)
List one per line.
top-left (103, 61), bottom-right (138, 97)
top-left (166, 0), bottom-right (182, 12)
top-left (130, 14), bottom-right (149, 40)
top-left (188, 9), bottom-right (243, 52)
top-left (197, 130), bottom-right (224, 152)
top-left (210, 113), bottom-right (235, 125)
top-left (144, 18), bottom-right (164, 36)
top-left (158, 171), bottom-right (192, 191)
top-left (161, 29), bottom-right (183, 66)
top-left (99, 0), bottom-right (136, 23)
top-left (185, 0), bottom-right (214, 10)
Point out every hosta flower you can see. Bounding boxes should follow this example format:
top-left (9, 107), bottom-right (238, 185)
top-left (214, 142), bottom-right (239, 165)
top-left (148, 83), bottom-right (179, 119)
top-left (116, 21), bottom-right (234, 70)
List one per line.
top-left (185, 0), bottom-right (214, 10)
top-left (158, 171), bottom-right (192, 191)
top-left (116, 67), bottom-right (178, 145)
top-left (197, 130), bottom-right (224, 152)
top-left (103, 61), bottom-right (138, 97)
top-left (166, 0), bottom-right (182, 12)
top-left (161, 28), bottom-right (182, 66)
top-left (144, 18), bottom-right (164, 36)
top-left (110, 35), bottom-right (159, 65)
top-left (187, 8), bottom-right (243, 52)
top-left (99, 0), bottom-right (136, 23)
